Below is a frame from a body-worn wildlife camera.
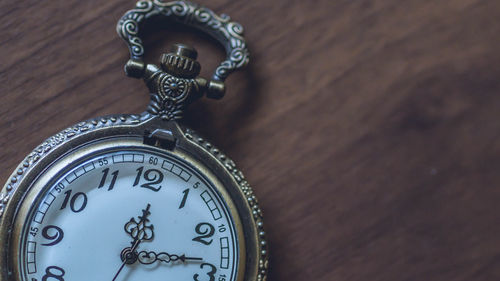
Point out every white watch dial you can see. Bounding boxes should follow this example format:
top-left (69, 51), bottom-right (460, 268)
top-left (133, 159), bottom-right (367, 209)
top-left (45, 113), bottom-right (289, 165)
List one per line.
top-left (20, 149), bottom-right (239, 281)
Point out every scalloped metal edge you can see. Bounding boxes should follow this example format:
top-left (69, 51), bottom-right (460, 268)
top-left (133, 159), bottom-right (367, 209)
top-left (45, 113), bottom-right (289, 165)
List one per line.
top-left (0, 114), bottom-right (144, 219)
top-left (184, 128), bottom-right (269, 281)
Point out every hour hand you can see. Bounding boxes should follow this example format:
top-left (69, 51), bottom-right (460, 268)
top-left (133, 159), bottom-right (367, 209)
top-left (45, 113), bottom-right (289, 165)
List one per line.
top-left (124, 203), bottom-right (154, 243)
top-left (112, 204), bottom-right (155, 281)
top-left (137, 250), bottom-right (202, 265)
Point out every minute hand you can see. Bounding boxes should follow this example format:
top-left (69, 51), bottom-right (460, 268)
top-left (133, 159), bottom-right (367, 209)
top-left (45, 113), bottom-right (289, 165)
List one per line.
top-left (137, 250), bottom-right (203, 264)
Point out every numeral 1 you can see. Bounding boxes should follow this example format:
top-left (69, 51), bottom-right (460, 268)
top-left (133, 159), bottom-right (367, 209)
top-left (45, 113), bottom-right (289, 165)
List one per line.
top-left (133, 167), bottom-right (144, 187)
top-left (179, 188), bottom-right (190, 209)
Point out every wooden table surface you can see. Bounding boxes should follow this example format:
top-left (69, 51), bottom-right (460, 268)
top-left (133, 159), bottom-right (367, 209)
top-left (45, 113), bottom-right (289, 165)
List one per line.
top-left (2, 0), bottom-right (500, 280)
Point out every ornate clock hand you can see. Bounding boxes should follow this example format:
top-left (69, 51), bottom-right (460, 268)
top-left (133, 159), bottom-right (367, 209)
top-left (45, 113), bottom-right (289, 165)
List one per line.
top-left (179, 254), bottom-right (204, 263)
top-left (112, 204), bottom-right (155, 281)
top-left (137, 250), bottom-right (203, 265)
top-left (124, 203), bottom-right (155, 242)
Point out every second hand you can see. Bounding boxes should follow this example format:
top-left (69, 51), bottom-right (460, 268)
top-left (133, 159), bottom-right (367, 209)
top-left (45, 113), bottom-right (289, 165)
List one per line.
top-left (111, 239), bottom-right (140, 281)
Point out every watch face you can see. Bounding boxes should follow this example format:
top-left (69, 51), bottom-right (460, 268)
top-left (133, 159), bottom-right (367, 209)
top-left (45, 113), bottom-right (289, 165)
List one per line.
top-left (18, 147), bottom-right (240, 281)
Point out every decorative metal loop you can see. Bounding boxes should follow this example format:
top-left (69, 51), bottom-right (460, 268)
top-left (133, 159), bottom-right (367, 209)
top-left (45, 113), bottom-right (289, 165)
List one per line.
top-left (117, 0), bottom-right (249, 82)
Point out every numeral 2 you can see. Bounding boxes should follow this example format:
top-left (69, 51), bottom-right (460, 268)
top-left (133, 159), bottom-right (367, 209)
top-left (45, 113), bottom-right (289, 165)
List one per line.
top-left (192, 222), bottom-right (215, 245)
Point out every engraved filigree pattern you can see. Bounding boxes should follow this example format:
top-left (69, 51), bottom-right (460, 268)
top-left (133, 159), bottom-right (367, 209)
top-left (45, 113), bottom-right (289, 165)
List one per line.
top-left (159, 76), bottom-right (187, 100)
top-left (148, 96), bottom-right (179, 120)
top-left (0, 115), bottom-right (143, 219)
top-left (147, 72), bottom-right (195, 120)
top-left (117, 0), bottom-right (249, 81)
top-left (184, 128), bottom-right (269, 281)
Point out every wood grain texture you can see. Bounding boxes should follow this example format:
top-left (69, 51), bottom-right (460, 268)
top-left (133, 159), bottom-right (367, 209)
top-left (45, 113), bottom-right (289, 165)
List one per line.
top-left (1, 0), bottom-right (500, 280)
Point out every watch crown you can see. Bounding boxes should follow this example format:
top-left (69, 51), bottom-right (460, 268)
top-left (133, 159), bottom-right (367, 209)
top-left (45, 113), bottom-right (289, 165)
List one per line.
top-left (160, 44), bottom-right (201, 79)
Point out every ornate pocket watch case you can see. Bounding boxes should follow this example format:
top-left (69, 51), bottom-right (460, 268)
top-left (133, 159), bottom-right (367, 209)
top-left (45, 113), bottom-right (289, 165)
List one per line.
top-left (0, 1), bottom-right (268, 281)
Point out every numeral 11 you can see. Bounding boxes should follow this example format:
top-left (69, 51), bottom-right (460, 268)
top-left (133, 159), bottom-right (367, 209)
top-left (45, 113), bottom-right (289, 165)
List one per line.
top-left (98, 168), bottom-right (119, 191)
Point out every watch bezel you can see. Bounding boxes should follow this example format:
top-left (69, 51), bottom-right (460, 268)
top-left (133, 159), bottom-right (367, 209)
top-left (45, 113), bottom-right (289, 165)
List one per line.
top-left (0, 114), bottom-right (267, 281)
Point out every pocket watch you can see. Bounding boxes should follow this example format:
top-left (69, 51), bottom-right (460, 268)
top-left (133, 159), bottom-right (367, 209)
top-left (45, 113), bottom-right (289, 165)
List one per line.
top-left (0, 1), bottom-right (268, 281)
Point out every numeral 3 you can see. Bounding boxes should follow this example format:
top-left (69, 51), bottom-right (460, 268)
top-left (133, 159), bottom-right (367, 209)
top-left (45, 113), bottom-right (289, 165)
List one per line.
top-left (193, 263), bottom-right (216, 281)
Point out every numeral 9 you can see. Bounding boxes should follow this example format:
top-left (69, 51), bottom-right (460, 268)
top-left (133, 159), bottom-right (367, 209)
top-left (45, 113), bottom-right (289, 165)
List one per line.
top-left (41, 225), bottom-right (64, 246)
